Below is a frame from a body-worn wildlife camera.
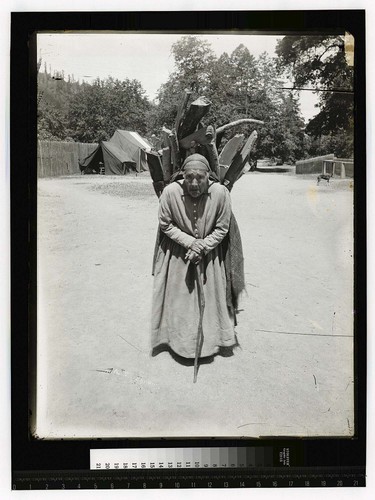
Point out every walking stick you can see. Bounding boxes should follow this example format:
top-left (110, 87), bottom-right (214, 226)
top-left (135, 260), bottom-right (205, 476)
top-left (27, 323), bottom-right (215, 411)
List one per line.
top-left (193, 260), bottom-right (205, 383)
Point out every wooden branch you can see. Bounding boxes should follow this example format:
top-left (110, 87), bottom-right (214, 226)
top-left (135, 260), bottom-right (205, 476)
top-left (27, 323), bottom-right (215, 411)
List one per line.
top-left (216, 118), bottom-right (264, 135)
top-left (168, 132), bottom-right (181, 172)
top-left (179, 125), bottom-right (215, 149)
top-left (152, 181), bottom-right (165, 198)
top-left (162, 147), bottom-right (173, 182)
top-left (161, 126), bottom-right (172, 148)
top-left (147, 151), bottom-right (165, 197)
top-left (218, 134), bottom-right (245, 167)
top-left (175, 89), bottom-right (192, 138)
top-left (203, 125), bottom-right (219, 176)
top-left (147, 152), bottom-right (164, 183)
top-left (222, 131), bottom-right (258, 191)
top-left (178, 97), bottom-right (212, 139)
top-left (216, 119), bottom-right (263, 149)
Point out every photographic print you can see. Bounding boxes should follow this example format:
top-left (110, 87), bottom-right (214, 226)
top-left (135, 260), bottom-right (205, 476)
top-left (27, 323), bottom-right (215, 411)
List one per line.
top-left (35, 31), bottom-right (355, 439)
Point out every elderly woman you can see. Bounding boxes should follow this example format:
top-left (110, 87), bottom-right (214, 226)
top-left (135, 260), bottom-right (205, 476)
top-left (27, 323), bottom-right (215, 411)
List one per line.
top-left (151, 154), bottom-right (238, 359)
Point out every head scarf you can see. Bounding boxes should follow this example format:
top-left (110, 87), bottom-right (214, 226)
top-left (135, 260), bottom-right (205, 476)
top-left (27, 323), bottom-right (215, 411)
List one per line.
top-left (182, 154), bottom-right (210, 172)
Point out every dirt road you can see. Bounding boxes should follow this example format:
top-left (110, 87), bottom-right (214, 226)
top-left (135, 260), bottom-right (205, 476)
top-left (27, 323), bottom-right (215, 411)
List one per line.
top-left (36, 172), bottom-right (354, 438)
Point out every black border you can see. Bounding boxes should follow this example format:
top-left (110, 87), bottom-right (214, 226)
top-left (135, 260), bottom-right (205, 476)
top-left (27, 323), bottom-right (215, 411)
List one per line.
top-left (11, 9), bottom-right (366, 483)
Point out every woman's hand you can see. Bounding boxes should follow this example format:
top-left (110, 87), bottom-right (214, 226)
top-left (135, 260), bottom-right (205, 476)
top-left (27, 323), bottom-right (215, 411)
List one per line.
top-left (189, 239), bottom-right (206, 254)
top-left (185, 249), bottom-right (202, 264)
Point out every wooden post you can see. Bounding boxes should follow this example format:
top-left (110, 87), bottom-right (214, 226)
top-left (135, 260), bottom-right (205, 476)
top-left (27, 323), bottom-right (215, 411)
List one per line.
top-left (341, 162), bottom-right (346, 179)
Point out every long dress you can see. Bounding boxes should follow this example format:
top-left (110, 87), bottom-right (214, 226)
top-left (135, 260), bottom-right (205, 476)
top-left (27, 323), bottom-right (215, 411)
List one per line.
top-left (151, 179), bottom-right (237, 358)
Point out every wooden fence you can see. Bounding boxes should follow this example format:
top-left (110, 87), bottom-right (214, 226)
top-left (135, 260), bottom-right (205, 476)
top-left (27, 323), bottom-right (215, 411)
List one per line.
top-left (295, 154), bottom-right (335, 174)
top-left (322, 158), bottom-right (354, 178)
top-left (37, 140), bottom-right (98, 177)
top-left (296, 154), bottom-right (354, 177)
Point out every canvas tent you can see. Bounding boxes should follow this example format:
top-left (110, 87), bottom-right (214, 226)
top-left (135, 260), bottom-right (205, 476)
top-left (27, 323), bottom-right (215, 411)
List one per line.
top-left (110, 130), bottom-right (152, 172)
top-left (79, 130), bottom-right (152, 174)
top-left (79, 141), bottom-right (136, 175)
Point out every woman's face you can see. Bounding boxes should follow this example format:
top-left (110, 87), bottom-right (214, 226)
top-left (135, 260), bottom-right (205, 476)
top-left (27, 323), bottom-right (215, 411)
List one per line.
top-left (183, 169), bottom-right (209, 198)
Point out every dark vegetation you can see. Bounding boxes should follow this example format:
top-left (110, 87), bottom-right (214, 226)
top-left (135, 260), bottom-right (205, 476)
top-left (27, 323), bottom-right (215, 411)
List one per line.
top-left (38, 35), bottom-right (354, 161)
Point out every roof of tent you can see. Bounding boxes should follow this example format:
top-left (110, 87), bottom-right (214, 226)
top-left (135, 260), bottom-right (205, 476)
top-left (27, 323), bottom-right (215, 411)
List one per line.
top-left (110, 130), bottom-right (152, 151)
top-left (110, 130), bottom-right (151, 172)
top-left (102, 141), bottom-right (135, 164)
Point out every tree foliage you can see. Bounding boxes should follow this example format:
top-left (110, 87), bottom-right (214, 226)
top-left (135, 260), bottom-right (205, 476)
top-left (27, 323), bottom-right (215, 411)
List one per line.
top-left (153, 36), bottom-right (216, 132)
top-left (37, 37), bottom-right (307, 162)
top-left (67, 77), bottom-right (150, 143)
top-left (154, 37), bottom-right (305, 162)
top-left (276, 35), bottom-right (354, 157)
top-left (38, 71), bottom-right (150, 143)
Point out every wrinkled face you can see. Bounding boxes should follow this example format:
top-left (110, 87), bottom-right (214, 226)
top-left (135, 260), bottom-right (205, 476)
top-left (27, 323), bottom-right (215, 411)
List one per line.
top-left (183, 169), bottom-right (209, 198)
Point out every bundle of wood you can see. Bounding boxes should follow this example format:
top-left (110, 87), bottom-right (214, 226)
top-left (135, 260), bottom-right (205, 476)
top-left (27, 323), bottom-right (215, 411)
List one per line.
top-left (147, 90), bottom-right (264, 196)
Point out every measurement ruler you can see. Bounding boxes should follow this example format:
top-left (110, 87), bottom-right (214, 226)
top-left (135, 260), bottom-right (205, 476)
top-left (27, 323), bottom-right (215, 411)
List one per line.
top-left (90, 446), bottom-right (273, 470)
top-left (12, 466), bottom-right (366, 490)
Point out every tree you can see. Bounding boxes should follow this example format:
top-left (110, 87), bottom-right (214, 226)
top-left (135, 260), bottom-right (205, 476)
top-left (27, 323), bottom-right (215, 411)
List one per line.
top-left (207, 49), bottom-right (305, 162)
top-left (38, 100), bottom-right (69, 141)
top-left (276, 35), bottom-right (354, 157)
top-left (154, 36), bottom-right (216, 130)
top-left (66, 77), bottom-right (150, 143)
top-left (171, 36), bottom-right (216, 93)
top-left (153, 36), bottom-right (306, 162)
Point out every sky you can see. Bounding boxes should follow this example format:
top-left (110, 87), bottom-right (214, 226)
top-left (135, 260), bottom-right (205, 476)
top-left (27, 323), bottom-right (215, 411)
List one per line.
top-left (37, 33), bottom-right (319, 121)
